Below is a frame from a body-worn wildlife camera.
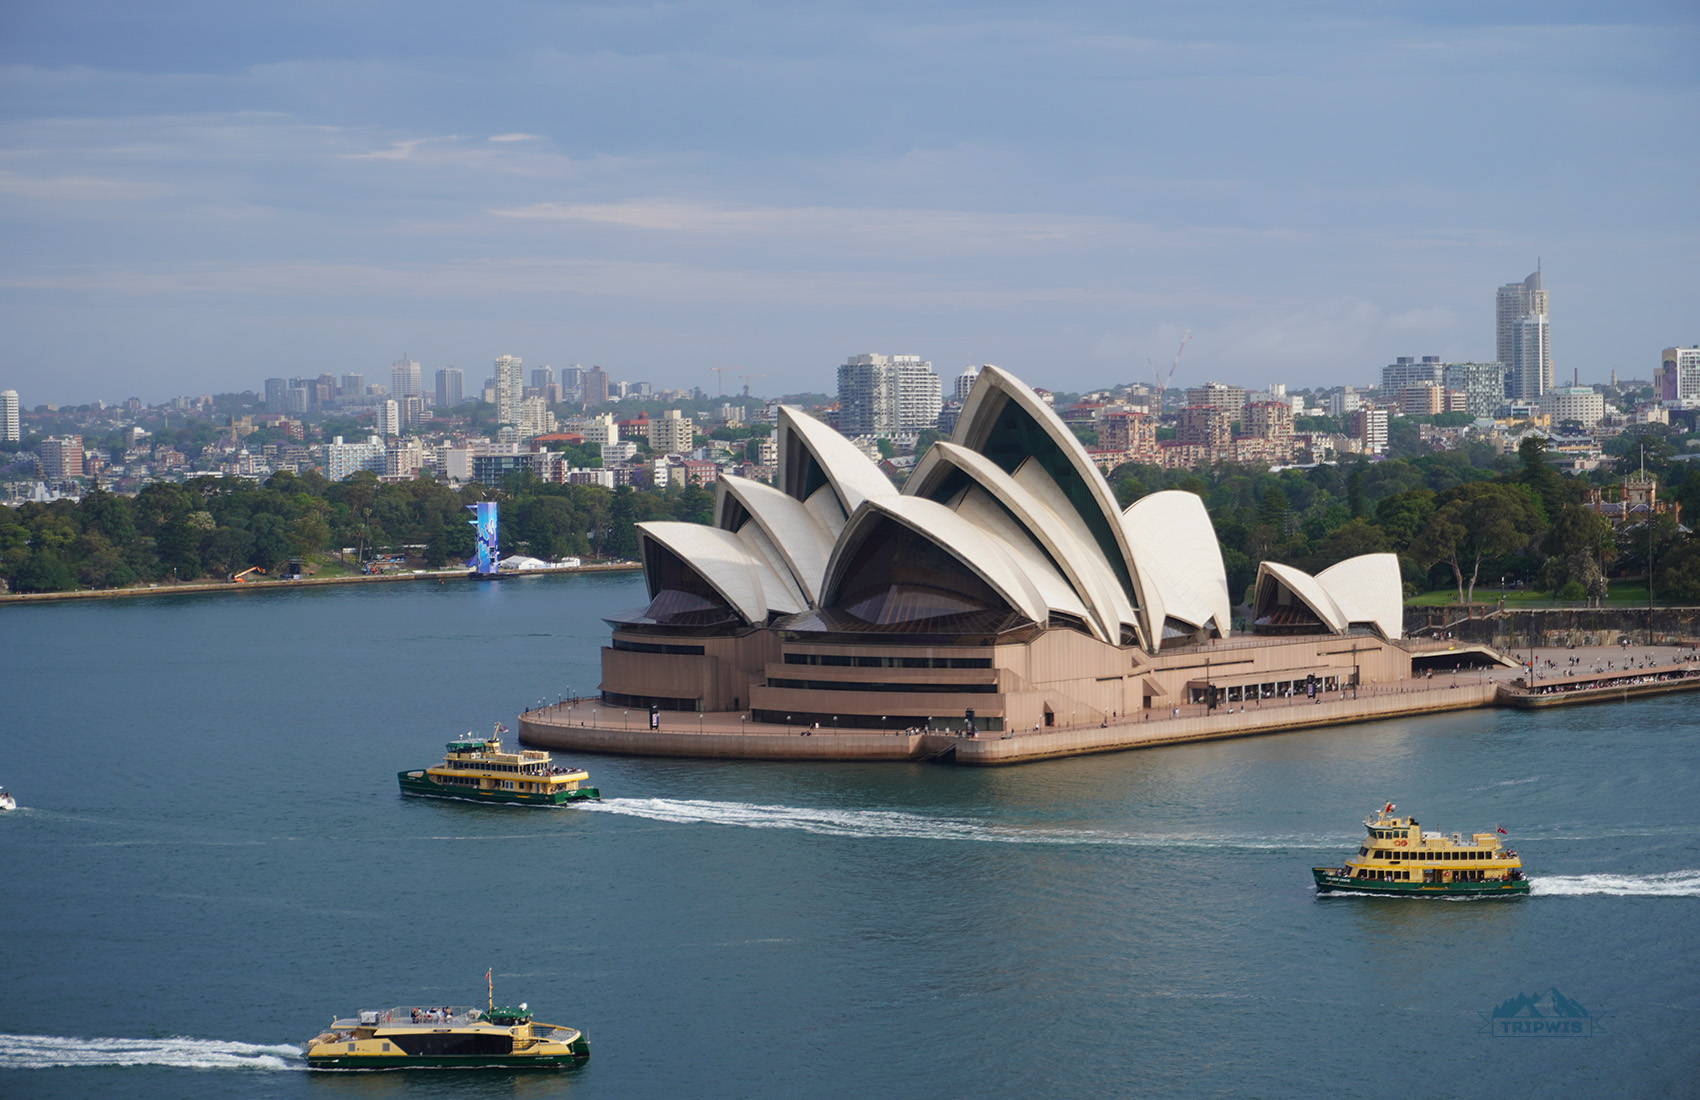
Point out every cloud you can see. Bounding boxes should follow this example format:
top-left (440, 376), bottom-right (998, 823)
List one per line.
top-left (0, 169), bottom-right (170, 202)
top-left (488, 133), bottom-right (542, 143)
top-left (340, 137), bottom-right (456, 161)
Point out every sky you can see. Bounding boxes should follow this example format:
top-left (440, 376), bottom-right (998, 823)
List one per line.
top-left (1, 1), bottom-right (1695, 405)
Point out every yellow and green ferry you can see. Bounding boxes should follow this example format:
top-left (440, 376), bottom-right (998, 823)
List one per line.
top-left (399, 725), bottom-right (599, 806)
top-left (304, 993), bottom-right (589, 1070)
top-left (1313, 803), bottom-right (1529, 897)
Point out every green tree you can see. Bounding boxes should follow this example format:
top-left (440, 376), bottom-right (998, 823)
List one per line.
top-left (1409, 482), bottom-right (1544, 603)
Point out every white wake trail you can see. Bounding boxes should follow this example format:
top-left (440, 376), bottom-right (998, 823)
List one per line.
top-left (1530, 870), bottom-right (1700, 897)
top-left (582, 797), bottom-right (1334, 849)
top-left (0, 1033), bottom-right (301, 1071)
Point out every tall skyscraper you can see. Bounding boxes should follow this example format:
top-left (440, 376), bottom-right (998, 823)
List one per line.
top-left (341, 373), bottom-right (365, 399)
top-left (582, 366), bottom-right (609, 406)
top-left (493, 354), bottom-right (524, 426)
top-left (955, 365), bottom-right (983, 402)
top-left (1510, 314), bottom-right (1551, 400)
top-left (391, 357), bottom-right (423, 401)
top-left (836, 353), bottom-right (942, 436)
top-left (377, 399), bottom-right (402, 438)
top-left (264, 377), bottom-right (289, 413)
top-left (435, 367), bottom-right (465, 407)
top-left (0, 389), bottom-right (19, 442)
top-left (1496, 267), bottom-right (1551, 397)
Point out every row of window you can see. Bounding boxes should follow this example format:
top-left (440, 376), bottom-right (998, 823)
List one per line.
top-left (1359, 846), bottom-right (1494, 861)
top-left (782, 653), bottom-right (993, 669)
top-left (767, 678), bottom-right (998, 695)
top-left (612, 638), bottom-right (706, 656)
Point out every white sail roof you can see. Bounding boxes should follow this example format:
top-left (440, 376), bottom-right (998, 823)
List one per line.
top-left (715, 475), bottom-right (838, 606)
top-left (776, 405), bottom-right (897, 517)
top-left (636, 521), bottom-right (805, 625)
top-left (822, 496), bottom-right (1050, 626)
top-left (1122, 490), bottom-right (1232, 637)
top-left (1254, 560), bottom-right (1347, 634)
top-left (1317, 553), bottom-right (1404, 640)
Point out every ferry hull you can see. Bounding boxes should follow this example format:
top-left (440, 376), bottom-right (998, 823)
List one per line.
top-left (307, 1051), bottom-right (589, 1070)
top-left (1312, 868), bottom-right (1529, 897)
top-left (397, 772), bottom-right (599, 805)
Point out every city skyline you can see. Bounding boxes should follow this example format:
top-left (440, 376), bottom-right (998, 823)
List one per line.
top-left (2, 2), bottom-right (1696, 404)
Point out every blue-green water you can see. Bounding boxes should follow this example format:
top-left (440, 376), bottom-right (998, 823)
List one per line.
top-left (2, 574), bottom-right (1697, 1098)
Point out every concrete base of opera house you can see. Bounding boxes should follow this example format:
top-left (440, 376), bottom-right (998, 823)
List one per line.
top-left (518, 679), bottom-right (1503, 766)
top-left (518, 649), bottom-right (1700, 765)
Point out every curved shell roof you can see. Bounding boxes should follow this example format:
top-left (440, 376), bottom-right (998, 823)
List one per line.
top-left (1317, 553), bottom-right (1404, 639)
top-left (1122, 491), bottom-right (1232, 636)
top-left (951, 366), bottom-right (1148, 624)
top-left (636, 521), bottom-right (805, 625)
top-left (715, 475), bottom-right (838, 606)
top-left (821, 496), bottom-right (1050, 626)
top-left (1255, 560), bottom-right (1347, 633)
top-left (908, 441), bottom-right (1135, 643)
top-left (776, 405), bottom-right (897, 518)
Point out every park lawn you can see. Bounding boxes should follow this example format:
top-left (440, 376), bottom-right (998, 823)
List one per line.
top-left (1405, 581), bottom-right (1656, 608)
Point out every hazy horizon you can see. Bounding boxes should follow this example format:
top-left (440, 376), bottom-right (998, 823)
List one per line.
top-left (3, 1), bottom-right (1695, 406)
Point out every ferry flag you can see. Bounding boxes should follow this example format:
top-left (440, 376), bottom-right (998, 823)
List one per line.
top-left (1498, 827), bottom-right (1507, 834)
top-left (1384, 802), bottom-right (1395, 813)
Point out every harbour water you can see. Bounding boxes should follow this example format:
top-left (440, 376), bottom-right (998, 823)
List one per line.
top-left (2, 573), bottom-right (1697, 1098)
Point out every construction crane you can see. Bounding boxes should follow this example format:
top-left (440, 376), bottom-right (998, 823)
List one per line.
top-left (739, 372), bottom-right (767, 398)
top-left (1153, 329), bottom-right (1192, 396)
top-left (709, 367), bottom-right (728, 396)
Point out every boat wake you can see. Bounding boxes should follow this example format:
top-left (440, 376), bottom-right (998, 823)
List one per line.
top-left (583, 797), bottom-right (1335, 849)
top-left (0, 1033), bottom-right (302, 1071)
top-left (1529, 871), bottom-right (1700, 897)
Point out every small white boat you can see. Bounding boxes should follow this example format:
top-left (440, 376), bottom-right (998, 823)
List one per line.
top-left (0, 788), bottom-right (16, 811)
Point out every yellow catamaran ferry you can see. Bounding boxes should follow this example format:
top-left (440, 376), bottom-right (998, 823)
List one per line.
top-left (1313, 803), bottom-right (1529, 896)
top-left (399, 724), bottom-right (599, 806)
top-left (304, 973), bottom-right (589, 1070)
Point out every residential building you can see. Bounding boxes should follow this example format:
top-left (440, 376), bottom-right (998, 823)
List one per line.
top-left (1184, 381), bottom-right (1247, 417)
top-left (516, 397), bottom-right (556, 440)
top-left (435, 367), bottom-right (464, 408)
top-left (1178, 406), bottom-right (1231, 450)
top-left (264, 377), bottom-right (289, 413)
top-left (1347, 408), bottom-right (1389, 455)
top-left (582, 366), bottom-right (610, 406)
top-left (390, 358), bottom-right (422, 401)
top-left (0, 389), bottom-right (18, 442)
top-left (582, 413), bottom-right (620, 446)
top-left (1660, 347), bottom-right (1700, 403)
top-left (1498, 268), bottom-right (1552, 398)
top-left (1327, 387), bottom-right (1361, 418)
top-left (1242, 401), bottom-right (1294, 445)
top-left (323, 435), bottom-right (386, 481)
top-left (376, 399), bottom-right (402, 438)
top-left (1381, 356), bottom-right (1444, 393)
top-left (39, 436), bottom-right (83, 480)
top-left (1399, 383), bottom-right (1445, 417)
top-left (1442, 362), bottom-right (1506, 418)
top-left (560, 366), bottom-right (582, 397)
top-left (1510, 312), bottom-right (1551, 400)
top-left (493, 354), bottom-right (524, 427)
top-left (1099, 411), bottom-right (1156, 460)
top-left (385, 440), bottom-right (424, 478)
top-left (1538, 387), bottom-right (1606, 427)
top-left (836, 353), bottom-right (942, 437)
top-left (955, 365), bottom-right (983, 403)
top-left (649, 409), bottom-right (695, 454)
top-left (341, 373), bottom-right (365, 400)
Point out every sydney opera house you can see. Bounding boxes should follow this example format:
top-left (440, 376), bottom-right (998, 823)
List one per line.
top-left (584, 366), bottom-right (1421, 738)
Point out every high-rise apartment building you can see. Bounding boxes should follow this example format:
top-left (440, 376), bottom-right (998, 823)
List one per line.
top-left (391, 358), bottom-right (422, 401)
top-left (582, 366), bottom-right (609, 406)
top-left (1510, 313), bottom-right (1551, 400)
top-left (1442, 362), bottom-right (1506, 418)
top-left (1183, 381), bottom-right (1247, 417)
top-left (1347, 409), bottom-right (1389, 455)
top-left (377, 399), bottom-right (403, 438)
top-left (341, 373), bottom-right (365, 399)
top-left (1, 389), bottom-right (19, 442)
top-left (264, 377), bottom-right (289, 413)
top-left (1242, 400), bottom-right (1294, 442)
top-left (323, 435), bottom-right (387, 481)
top-left (955, 365), bottom-right (983, 403)
top-left (39, 435), bottom-right (84, 480)
top-left (836, 353), bottom-right (942, 436)
top-left (1497, 268), bottom-right (1551, 398)
top-left (1538, 387), bottom-right (1605, 427)
top-left (435, 367), bottom-right (465, 407)
top-left (1660, 347), bottom-right (1700, 403)
top-left (1381, 356), bottom-right (1444, 393)
top-left (1178, 406), bottom-right (1230, 450)
top-left (648, 409), bottom-right (695, 455)
top-left (493, 355), bottom-right (524, 426)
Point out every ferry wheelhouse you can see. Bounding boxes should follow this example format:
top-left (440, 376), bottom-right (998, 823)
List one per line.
top-left (1313, 804), bottom-right (1529, 896)
top-left (399, 725), bottom-right (599, 806)
top-left (304, 1002), bottom-right (589, 1070)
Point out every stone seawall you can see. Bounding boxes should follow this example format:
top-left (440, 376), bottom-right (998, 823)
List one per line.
top-left (519, 709), bottom-right (939, 761)
top-left (1405, 605), bottom-right (1700, 649)
top-left (953, 682), bottom-right (1499, 765)
top-left (518, 683), bottom-right (1501, 766)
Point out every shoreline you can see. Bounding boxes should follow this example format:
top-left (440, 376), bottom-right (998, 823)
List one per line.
top-left (519, 656), bottom-right (1700, 766)
top-left (0, 561), bottom-right (641, 604)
